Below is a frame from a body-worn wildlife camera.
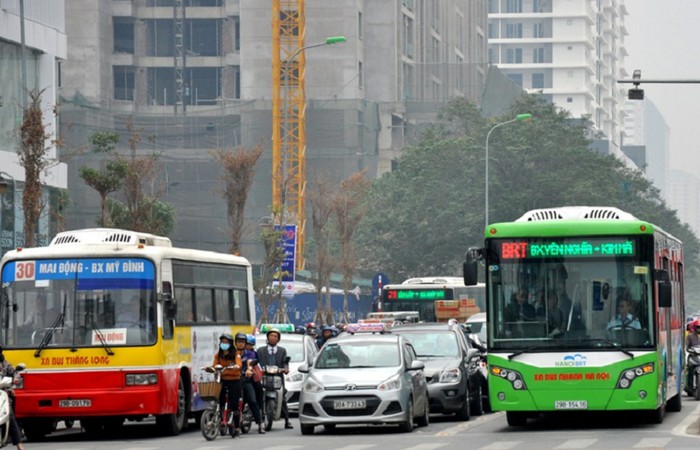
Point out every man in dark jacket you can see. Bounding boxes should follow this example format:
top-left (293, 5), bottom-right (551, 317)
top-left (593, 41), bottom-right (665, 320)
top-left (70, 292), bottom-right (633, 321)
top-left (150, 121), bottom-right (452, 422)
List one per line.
top-left (257, 328), bottom-right (293, 429)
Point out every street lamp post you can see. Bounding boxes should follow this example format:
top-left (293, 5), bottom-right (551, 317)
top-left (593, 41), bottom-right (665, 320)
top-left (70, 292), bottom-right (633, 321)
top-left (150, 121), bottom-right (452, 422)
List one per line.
top-left (485, 113), bottom-right (532, 228)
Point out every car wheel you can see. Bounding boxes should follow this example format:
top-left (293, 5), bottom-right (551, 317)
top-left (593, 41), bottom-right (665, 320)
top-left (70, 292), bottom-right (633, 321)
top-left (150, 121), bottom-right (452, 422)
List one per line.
top-left (455, 389), bottom-right (471, 421)
top-left (300, 424), bottom-right (315, 435)
top-left (398, 398), bottom-right (414, 432)
top-left (470, 382), bottom-right (484, 416)
top-left (415, 394), bottom-right (430, 427)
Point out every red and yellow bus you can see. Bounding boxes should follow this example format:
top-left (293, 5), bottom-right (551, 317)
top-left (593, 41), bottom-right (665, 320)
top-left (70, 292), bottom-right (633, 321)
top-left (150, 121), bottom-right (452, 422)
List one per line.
top-left (0, 228), bottom-right (255, 439)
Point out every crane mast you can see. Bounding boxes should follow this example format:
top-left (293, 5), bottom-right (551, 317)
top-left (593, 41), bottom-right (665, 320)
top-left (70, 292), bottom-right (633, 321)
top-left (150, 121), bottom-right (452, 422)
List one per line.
top-left (272, 0), bottom-right (306, 271)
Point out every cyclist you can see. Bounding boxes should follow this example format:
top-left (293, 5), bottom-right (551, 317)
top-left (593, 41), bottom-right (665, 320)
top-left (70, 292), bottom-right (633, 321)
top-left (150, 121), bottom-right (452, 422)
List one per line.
top-left (212, 333), bottom-right (243, 437)
top-left (242, 334), bottom-right (265, 434)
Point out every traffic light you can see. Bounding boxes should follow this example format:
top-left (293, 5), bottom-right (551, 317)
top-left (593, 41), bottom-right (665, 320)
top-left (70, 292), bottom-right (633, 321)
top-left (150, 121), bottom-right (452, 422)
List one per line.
top-left (628, 88), bottom-right (644, 100)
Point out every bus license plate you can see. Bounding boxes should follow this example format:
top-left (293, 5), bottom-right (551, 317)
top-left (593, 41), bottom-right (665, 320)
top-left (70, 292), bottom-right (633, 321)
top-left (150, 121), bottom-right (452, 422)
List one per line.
top-left (333, 399), bottom-right (366, 410)
top-left (59, 399), bottom-right (91, 408)
top-left (554, 400), bottom-right (587, 410)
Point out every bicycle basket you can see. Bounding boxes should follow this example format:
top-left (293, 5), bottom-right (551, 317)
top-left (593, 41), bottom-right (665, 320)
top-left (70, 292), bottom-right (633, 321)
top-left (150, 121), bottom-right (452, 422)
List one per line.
top-left (198, 381), bottom-right (222, 399)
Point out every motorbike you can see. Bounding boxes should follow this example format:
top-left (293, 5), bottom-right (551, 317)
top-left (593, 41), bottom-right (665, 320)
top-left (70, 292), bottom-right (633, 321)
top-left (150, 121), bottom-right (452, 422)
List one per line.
top-left (687, 346), bottom-right (700, 400)
top-left (0, 363), bottom-right (24, 448)
top-left (262, 356), bottom-right (290, 431)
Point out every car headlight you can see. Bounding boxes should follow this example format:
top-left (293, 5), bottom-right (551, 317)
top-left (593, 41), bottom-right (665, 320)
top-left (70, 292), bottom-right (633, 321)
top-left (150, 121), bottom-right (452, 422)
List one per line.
top-left (286, 371), bottom-right (304, 383)
top-left (378, 374), bottom-right (402, 391)
top-left (303, 377), bottom-right (324, 393)
top-left (439, 367), bottom-right (461, 384)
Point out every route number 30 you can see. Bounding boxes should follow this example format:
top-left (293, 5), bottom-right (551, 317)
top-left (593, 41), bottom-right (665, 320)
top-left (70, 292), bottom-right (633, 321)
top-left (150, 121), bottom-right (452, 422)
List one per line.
top-left (15, 261), bottom-right (36, 280)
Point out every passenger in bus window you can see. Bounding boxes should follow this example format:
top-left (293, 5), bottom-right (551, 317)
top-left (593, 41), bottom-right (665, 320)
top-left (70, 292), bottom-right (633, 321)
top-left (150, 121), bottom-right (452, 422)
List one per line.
top-left (537, 290), bottom-right (565, 336)
top-left (607, 298), bottom-right (641, 330)
top-left (505, 288), bottom-right (535, 322)
top-left (21, 294), bottom-right (56, 330)
top-left (116, 295), bottom-right (144, 328)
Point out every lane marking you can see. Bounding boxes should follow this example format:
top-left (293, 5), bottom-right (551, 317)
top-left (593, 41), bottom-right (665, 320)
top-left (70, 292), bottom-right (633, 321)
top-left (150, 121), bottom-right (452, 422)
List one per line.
top-left (672, 399), bottom-right (700, 437)
top-left (479, 442), bottom-right (521, 449)
top-left (633, 437), bottom-right (672, 448)
top-left (435, 412), bottom-right (505, 436)
top-left (555, 439), bottom-right (597, 449)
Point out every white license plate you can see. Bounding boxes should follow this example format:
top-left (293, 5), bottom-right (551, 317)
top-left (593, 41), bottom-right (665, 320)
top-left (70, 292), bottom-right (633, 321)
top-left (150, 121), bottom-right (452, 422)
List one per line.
top-left (554, 400), bottom-right (587, 410)
top-left (59, 399), bottom-right (91, 408)
top-left (333, 399), bottom-right (366, 410)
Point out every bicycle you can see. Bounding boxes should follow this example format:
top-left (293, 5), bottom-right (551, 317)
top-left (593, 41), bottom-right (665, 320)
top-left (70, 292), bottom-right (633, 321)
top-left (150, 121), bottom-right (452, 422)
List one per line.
top-left (199, 365), bottom-right (241, 440)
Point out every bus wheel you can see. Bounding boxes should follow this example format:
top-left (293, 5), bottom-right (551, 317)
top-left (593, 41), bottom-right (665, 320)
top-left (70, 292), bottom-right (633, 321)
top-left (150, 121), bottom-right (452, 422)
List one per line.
top-left (667, 392), bottom-right (682, 412)
top-left (22, 418), bottom-right (53, 441)
top-left (647, 404), bottom-right (666, 424)
top-left (506, 411), bottom-right (528, 427)
top-left (157, 377), bottom-right (187, 436)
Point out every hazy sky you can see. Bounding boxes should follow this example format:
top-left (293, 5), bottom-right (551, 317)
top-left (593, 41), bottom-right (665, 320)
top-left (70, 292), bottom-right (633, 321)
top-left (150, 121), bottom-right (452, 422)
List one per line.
top-left (625, 2), bottom-right (700, 177)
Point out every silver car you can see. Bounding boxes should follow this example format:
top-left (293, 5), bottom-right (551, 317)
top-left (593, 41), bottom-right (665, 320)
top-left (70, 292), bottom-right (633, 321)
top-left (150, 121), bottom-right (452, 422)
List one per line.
top-left (298, 333), bottom-right (429, 434)
top-left (256, 332), bottom-right (317, 414)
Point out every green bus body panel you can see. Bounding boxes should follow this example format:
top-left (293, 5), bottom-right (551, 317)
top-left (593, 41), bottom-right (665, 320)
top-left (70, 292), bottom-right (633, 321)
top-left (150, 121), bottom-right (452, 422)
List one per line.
top-left (483, 220), bottom-right (655, 239)
top-left (488, 353), bottom-right (663, 412)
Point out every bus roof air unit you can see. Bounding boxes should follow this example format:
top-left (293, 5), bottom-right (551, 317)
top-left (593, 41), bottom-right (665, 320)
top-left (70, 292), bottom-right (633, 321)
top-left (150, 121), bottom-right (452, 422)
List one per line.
top-left (516, 206), bottom-right (638, 222)
top-left (50, 228), bottom-right (172, 247)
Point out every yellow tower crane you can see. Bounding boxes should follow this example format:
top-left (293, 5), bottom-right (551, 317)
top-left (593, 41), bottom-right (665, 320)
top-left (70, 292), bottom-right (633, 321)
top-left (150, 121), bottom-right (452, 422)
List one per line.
top-left (272, 0), bottom-right (307, 271)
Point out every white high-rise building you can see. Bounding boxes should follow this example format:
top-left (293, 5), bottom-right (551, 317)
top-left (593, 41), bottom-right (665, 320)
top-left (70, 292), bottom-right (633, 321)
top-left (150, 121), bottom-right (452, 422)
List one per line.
top-left (488, 0), bottom-right (628, 158)
top-left (667, 169), bottom-right (700, 237)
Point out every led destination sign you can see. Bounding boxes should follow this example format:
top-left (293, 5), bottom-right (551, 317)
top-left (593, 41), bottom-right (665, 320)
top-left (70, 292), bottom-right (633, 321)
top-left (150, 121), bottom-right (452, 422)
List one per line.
top-left (384, 289), bottom-right (453, 301)
top-left (500, 238), bottom-right (635, 260)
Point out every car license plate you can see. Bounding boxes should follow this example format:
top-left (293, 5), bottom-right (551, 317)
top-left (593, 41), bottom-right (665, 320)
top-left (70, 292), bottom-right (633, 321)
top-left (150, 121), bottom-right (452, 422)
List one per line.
top-left (59, 399), bottom-right (91, 408)
top-left (554, 400), bottom-right (587, 410)
top-left (333, 399), bottom-right (366, 410)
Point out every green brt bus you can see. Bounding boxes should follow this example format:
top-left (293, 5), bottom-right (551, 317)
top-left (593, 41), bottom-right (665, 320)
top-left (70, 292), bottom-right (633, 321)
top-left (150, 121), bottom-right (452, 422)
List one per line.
top-left (463, 206), bottom-right (684, 426)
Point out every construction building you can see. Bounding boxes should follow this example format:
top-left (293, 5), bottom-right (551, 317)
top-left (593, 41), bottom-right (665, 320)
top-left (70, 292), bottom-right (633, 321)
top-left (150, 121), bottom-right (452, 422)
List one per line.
top-left (58, 0), bottom-right (491, 263)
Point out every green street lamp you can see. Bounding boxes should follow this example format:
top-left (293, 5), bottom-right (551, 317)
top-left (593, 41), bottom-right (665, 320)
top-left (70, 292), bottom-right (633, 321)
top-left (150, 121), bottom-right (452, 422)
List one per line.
top-left (485, 113), bottom-right (532, 228)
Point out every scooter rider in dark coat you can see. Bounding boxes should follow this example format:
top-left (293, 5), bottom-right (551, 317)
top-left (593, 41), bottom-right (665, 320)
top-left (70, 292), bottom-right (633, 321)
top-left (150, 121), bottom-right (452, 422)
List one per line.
top-left (685, 320), bottom-right (700, 395)
top-left (257, 328), bottom-right (293, 429)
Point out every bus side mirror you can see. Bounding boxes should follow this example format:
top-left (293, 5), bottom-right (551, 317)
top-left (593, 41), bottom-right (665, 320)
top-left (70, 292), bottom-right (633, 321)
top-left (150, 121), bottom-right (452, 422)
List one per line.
top-left (656, 269), bottom-right (672, 308)
top-left (463, 247), bottom-right (482, 286)
top-left (162, 293), bottom-right (177, 319)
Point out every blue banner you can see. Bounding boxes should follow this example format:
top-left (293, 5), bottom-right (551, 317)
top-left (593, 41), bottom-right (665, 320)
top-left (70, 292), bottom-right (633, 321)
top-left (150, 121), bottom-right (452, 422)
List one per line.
top-left (274, 225), bottom-right (296, 283)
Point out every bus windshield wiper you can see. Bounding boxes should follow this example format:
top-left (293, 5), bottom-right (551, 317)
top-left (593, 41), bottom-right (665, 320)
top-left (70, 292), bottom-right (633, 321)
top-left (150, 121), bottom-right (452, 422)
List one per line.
top-left (34, 312), bottom-right (66, 357)
top-left (90, 317), bottom-right (114, 356)
top-left (589, 338), bottom-right (634, 359)
top-left (508, 344), bottom-right (554, 360)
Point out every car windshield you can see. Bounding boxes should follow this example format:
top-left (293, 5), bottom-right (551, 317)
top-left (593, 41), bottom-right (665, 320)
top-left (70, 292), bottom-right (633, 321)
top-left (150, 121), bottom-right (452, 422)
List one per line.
top-left (258, 336), bottom-right (305, 362)
top-left (394, 330), bottom-right (460, 358)
top-left (315, 341), bottom-right (399, 369)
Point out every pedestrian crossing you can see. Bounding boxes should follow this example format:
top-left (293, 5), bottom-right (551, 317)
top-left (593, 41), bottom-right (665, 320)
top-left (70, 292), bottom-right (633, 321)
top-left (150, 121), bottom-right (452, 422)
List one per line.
top-left (94, 437), bottom-right (679, 450)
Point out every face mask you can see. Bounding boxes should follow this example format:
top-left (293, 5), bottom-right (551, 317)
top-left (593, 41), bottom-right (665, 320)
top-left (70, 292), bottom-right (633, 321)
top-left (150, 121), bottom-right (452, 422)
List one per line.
top-left (219, 343), bottom-right (231, 351)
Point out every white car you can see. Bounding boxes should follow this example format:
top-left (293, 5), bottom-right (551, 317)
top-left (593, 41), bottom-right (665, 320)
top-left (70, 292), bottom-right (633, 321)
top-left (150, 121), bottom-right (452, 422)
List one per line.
top-left (466, 312), bottom-right (487, 348)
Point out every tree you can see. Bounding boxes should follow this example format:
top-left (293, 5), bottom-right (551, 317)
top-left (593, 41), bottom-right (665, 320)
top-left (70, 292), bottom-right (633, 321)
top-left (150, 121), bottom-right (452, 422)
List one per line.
top-left (18, 90), bottom-right (52, 247)
top-left (308, 176), bottom-right (336, 325)
top-left (355, 95), bottom-right (700, 284)
top-left (212, 144), bottom-right (264, 255)
top-left (334, 172), bottom-right (371, 323)
top-left (254, 213), bottom-right (287, 325)
top-left (104, 121), bottom-right (175, 235)
top-left (78, 131), bottom-right (127, 226)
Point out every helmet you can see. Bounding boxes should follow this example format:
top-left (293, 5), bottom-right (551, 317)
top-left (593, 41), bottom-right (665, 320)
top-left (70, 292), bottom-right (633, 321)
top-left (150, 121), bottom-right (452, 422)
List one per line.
top-left (321, 325), bottom-right (334, 333)
top-left (266, 328), bottom-right (281, 340)
top-left (693, 319), bottom-right (700, 332)
top-left (235, 332), bottom-right (247, 342)
top-left (246, 334), bottom-right (256, 346)
top-left (306, 322), bottom-right (317, 329)
top-left (219, 333), bottom-right (234, 342)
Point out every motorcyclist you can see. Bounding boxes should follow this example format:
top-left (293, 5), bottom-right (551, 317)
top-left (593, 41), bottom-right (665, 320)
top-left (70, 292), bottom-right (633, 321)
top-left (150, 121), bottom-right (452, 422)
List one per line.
top-left (212, 333), bottom-right (243, 437)
top-left (685, 320), bottom-right (700, 395)
top-left (315, 325), bottom-right (336, 349)
top-left (242, 334), bottom-right (265, 434)
top-left (257, 328), bottom-right (293, 429)
top-left (305, 322), bottom-right (318, 339)
top-left (0, 347), bottom-right (24, 450)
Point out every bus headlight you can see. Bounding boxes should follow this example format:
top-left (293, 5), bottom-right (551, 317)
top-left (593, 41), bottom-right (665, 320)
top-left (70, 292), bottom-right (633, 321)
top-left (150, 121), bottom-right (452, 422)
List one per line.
top-left (616, 363), bottom-right (653, 389)
top-left (490, 365), bottom-right (527, 390)
top-left (125, 373), bottom-right (158, 386)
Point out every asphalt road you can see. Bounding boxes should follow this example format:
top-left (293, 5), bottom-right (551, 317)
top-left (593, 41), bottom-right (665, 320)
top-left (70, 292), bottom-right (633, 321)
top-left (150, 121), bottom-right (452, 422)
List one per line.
top-left (21, 396), bottom-right (700, 450)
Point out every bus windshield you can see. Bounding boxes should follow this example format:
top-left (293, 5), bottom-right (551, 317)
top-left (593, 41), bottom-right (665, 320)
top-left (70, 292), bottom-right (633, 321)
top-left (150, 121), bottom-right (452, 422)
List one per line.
top-left (1, 258), bottom-right (157, 348)
top-left (487, 236), bottom-right (654, 351)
